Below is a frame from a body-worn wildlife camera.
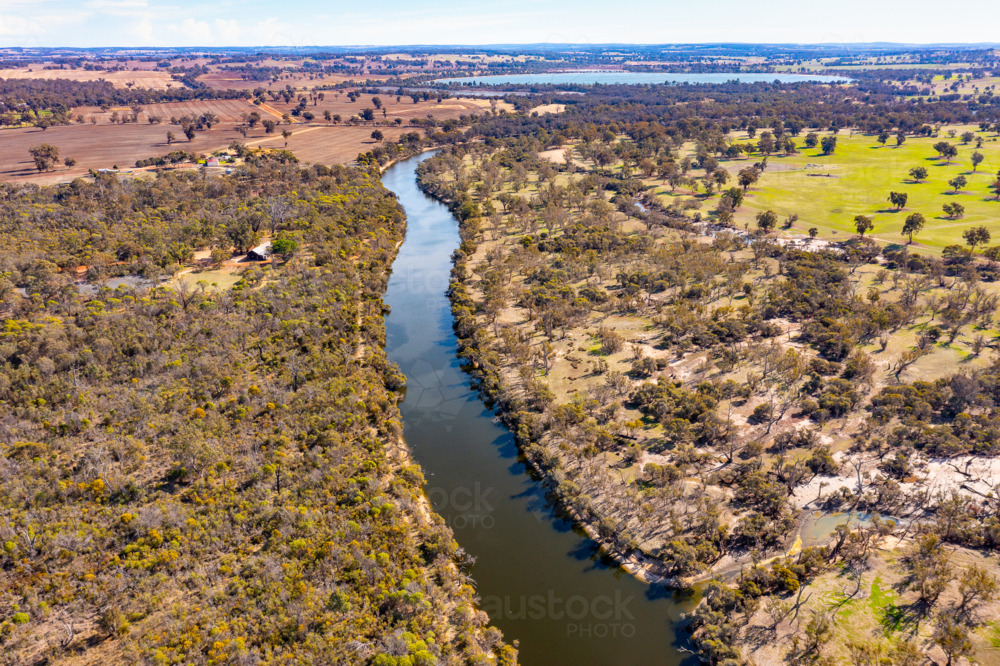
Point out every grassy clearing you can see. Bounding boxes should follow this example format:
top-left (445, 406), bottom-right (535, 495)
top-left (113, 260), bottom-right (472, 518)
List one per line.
top-left (171, 268), bottom-right (242, 292)
top-left (743, 127), bottom-right (1000, 252)
top-left (646, 126), bottom-right (1000, 253)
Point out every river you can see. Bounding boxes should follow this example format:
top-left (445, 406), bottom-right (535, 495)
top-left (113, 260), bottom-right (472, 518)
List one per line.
top-left (381, 151), bottom-right (699, 666)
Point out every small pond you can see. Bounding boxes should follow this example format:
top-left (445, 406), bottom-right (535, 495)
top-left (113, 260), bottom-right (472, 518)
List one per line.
top-left (799, 511), bottom-right (899, 549)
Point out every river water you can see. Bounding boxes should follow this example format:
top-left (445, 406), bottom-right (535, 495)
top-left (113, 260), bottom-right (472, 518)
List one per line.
top-left (381, 151), bottom-right (698, 666)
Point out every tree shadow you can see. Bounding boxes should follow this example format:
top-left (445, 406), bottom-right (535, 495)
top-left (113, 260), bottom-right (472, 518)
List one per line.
top-left (741, 623), bottom-right (777, 651)
top-left (879, 600), bottom-right (926, 636)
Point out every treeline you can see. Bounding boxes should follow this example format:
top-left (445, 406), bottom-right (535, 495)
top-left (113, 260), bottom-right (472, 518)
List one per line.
top-left (0, 78), bottom-right (249, 116)
top-left (457, 82), bottom-right (991, 140)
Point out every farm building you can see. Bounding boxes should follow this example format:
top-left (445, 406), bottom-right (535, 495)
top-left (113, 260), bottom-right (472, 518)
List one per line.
top-left (246, 241), bottom-right (272, 261)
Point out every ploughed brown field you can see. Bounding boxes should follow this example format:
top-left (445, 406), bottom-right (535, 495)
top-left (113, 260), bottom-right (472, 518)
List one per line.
top-left (72, 99), bottom-right (262, 124)
top-left (197, 71), bottom-right (395, 90)
top-left (265, 94), bottom-right (506, 123)
top-left (0, 124), bottom-right (243, 182)
top-left (0, 68), bottom-right (179, 89)
top-left (0, 96), bottom-right (502, 184)
top-left (241, 126), bottom-right (409, 164)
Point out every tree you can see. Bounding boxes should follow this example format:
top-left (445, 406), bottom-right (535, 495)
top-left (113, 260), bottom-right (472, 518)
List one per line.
top-left (755, 210), bottom-right (778, 232)
top-left (262, 119), bottom-right (276, 134)
top-left (184, 125), bottom-right (196, 142)
top-left (271, 234), bottom-right (300, 259)
top-left (956, 563), bottom-right (999, 621)
top-left (758, 132), bottom-right (775, 155)
top-left (854, 215), bottom-right (874, 238)
top-left (888, 191), bottom-right (908, 210)
top-left (963, 226), bottom-right (991, 251)
top-left (902, 213), bottom-right (925, 244)
top-left (737, 167), bottom-right (759, 191)
top-left (167, 131), bottom-right (175, 144)
top-left (820, 135), bottom-right (837, 155)
top-left (949, 175), bottom-right (968, 192)
top-left (804, 132), bottom-right (818, 148)
top-left (909, 166), bottom-right (928, 182)
top-left (371, 130), bottom-right (384, 143)
top-left (361, 108), bottom-right (375, 121)
top-left (932, 615), bottom-right (973, 666)
top-left (809, 227), bottom-right (818, 239)
top-left (896, 132), bottom-right (906, 147)
top-left (909, 534), bottom-right (953, 605)
top-left (877, 130), bottom-right (890, 146)
top-left (943, 203), bottom-right (965, 219)
top-left (28, 144), bottom-right (59, 172)
top-left (724, 187), bottom-right (745, 208)
top-left (371, 96), bottom-right (383, 109)
top-left (971, 150), bottom-right (985, 172)
top-left (933, 141), bottom-right (952, 158)
top-left (63, 157), bottom-right (77, 169)
top-left (281, 129), bottom-right (292, 147)
top-left (961, 131), bottom-right (975, 144)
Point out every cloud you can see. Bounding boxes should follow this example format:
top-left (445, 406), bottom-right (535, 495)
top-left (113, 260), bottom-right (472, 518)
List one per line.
top-left (214, 18), bottom-right (239, 43)
top-left (87, 0), bottom-right (148, 8)
top-left (253, 17), bottom-right (292, 46)
top-left (173, 17), bottom-right (211, 44)
top-left (0, 13), bottom-right (43, 37)
top-left (134, 16), bottom-right (153, 41)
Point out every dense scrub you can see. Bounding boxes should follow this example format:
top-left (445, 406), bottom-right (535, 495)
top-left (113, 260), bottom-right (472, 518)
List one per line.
top-left (0, 159), bottom-right (516, 665)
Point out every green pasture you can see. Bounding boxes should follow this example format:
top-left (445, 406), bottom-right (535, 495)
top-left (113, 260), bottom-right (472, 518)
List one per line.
top-left (731, 127), bottom-right (1000, 253)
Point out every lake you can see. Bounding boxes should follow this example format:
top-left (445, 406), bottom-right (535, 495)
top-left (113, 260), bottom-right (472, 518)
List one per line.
top-left (435, 72), bottom-right (849, 86)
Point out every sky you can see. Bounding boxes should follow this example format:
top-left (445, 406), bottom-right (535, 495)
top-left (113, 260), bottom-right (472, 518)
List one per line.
top-left (1, 0), bottom-right (1000, 49)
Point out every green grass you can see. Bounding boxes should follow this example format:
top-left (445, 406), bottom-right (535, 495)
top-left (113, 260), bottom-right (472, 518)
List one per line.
top-left (984, 622), bottom-right (1000, 649)
top-left (726, 127), bottom-right (1000, 253)
top-left (171, 269), bottom-right (242, 292)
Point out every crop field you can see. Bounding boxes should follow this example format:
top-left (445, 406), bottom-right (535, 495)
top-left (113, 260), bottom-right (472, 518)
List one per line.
top-left (0, 116), bottom-right (418, 184)
top-left (262, 93), bottom-right (511, 124)
top-left (646, 126), bottom-right (1000, 253)
top-left (0, 123), bottom-right (244, 182)
top-left (0, 67), bottom-right (179, 89)
top-left (197, 71), bottom-right (395, 90)
top-left (240, 125), bottom-right (411, 164)
top-left (71, 99), bottom-right (261, 124)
